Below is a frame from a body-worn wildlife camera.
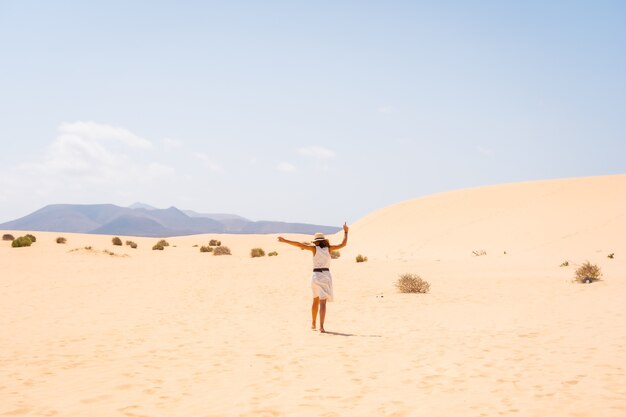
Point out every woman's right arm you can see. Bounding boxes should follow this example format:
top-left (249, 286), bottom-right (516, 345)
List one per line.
top-left (278, 236), bottom-right (315, 252)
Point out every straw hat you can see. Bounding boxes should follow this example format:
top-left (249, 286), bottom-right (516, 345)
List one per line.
top-left (312, 232), bottom-right (326, 242)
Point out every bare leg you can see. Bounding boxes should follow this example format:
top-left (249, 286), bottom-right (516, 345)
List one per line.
top-left (319, 299), bottom-right (327, 333)
top-left (311, 297), bottom-right (319, 329)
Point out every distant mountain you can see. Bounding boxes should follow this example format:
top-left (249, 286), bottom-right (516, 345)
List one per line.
top-left (0, 204), bottom-right (340, 237)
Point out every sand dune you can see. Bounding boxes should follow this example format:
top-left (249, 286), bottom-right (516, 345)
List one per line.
top-left (1, 175), bottom-right (625, 416)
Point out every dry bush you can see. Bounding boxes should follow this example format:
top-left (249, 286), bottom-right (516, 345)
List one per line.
top-left (331, 250), bottom-right (341, 259)
top-left (472, 250), bottom-right (486, 256)
top-left (213, 246), bottom-right (231, 256)
top-left (12, 236), bottom-right (33, 247)
top-left (128, 242), bottom-right (138, 249)
top-left (268, 251), bottom-right (278, 257)
top-left (25, 234), bottom-right (36, 243)
top-left (157, 239), bottom-right (169, 247)
top-left (152, 242), bottom-right (165, 251)
top-left (356, 254), bottom-right (368, 263)
top-left (560, 260), bottom-right (569, 267)
top-left (251, 248), bottom-right (265, 258)
top-left (396, 273), bottom-right (430, 293)
top-left (574, 261), bottom-right (602, 283)
top-left (112, 237), bottom-right (122, 246)
top-left (608, 253), bottom-right (614, 259)
top-left (56, 237), bottom-right (67, 244)
top-left (209, 239), bottom-right (221, 247)
top-left (2, 234), bottom-right (15, 241)
top-left (200, 245), bottom-right (213, 253)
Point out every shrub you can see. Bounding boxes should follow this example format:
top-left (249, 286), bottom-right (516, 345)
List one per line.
top-left (396, 273), bottom-right (430, 294)
top-left (152, 242), bottom-right (165, 251)
top-left (574, 262), bottom-right (602, 283)
top-left (213, 246), bottom-right (231, 256)
top-left (112, 237), bottom-right (122, 246)
top-left (560, 261), bottom-right (569, 267)
top-left (2, 234), bottom-right (15, 241)
top-left (608, 253), bottom-right (614, 259)
top-left (331, 250), bottom-right (341, 259)
top-left (200, 245), bottom-right (213, 253)
top-left (157, 239), bottom-right (169, 247)
top-left (251, 248), bottom-right (265, 258)
top-left (25, 234), bottom-right (36, 243)
top-left (472, 250), bottom-right (486, 256)
top-left (209, 239), bottom-right (221, 247)
top-left (12, 236), bottom-right (33, 247)
top-left (84, 246), bottom-right (92, 250)
top-left (56, 237), bottom-right (67, 244)
top-left (129, 242), bottom-right (137, 249)
top-left (268, 251), bottom-right (278, 256)
top-left (192, 244), bottom-right (199, 247)
top-left (356, 254), bottom-right (368, 263)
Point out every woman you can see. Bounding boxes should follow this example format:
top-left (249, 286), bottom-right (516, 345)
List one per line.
top-left (278, 223), bottom-right (349, 333)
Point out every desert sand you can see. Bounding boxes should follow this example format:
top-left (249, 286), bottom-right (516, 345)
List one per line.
top-left (1, 174), bottom-right (625, 417)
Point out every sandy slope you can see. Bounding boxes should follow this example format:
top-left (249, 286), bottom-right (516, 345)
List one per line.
top-left (1, 175), bottom-right (625, 417)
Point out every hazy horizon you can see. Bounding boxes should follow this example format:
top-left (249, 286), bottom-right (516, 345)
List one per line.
top-left (1, 1), bottom-right (625, 225)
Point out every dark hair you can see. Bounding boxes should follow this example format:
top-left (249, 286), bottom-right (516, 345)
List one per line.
top-left (315, 239), bottom-right (330, 248)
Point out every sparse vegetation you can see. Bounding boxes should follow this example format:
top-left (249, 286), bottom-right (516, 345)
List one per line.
top-left (560, 260), bottom-right (569, 267)
top-left (112, 237), bottom-right (122, 246)
top-left (192, 244), bottom-right (199, 247)
top-left (2, 234), bottom-right (15, 241)
top-left (209, 239), bottom-right (221, 247)
top-left (331, 250), bottom-right (341, 259)
top-left (213, 246), bottom-right (231, 256)
top-left (157, 239), bottom-right (170, 247)
top-left (25, 234), bottom-right (36, 243)
top-left (56, 237), bottom-right (67, 244)
top-left (356, 254), bottom-right (368, 263)
top-left (103, 249), bottom-right (116, 256)
top-left (472, 250), bottom-right (486, 256)
top-left (251, 248), bottom-right (265, 258)
top-left (574, 261), bottom-right (602, 283)
top-left (84, 246), bottom-right (92, 250)
top-left (12, 236), bottom-right (33, 247)
top-left (152, 242), bottom-right (165, 251)
top-left (608, 253), bottom-right (614, 259)
top-left (268, 251), bottom-right (278, 257)
top-left (396, 273), bottom-right (430, 294)
top-left (126, 241), bottom-right (138, 249)
top-left (200, 245), bottom-right (213, 253)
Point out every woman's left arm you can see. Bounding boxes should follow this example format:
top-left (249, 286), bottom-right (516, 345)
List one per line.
top-left (330, 223), bottom-right (349, 250)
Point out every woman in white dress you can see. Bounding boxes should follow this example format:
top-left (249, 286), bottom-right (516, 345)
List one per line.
top-left (278, 223), bottom-right (349, 333)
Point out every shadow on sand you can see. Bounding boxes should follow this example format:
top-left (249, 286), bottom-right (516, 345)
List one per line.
top-left (322, 331), bottom-right (382, 338)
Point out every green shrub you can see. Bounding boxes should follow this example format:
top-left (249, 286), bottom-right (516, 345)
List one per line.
top-left (356, 254), bottom-right (368, 263)
top-left (12, 236), bottom-right (33, 247)
top-left (251, 248), bottom-right (265, 258)
top-left (331, 250), bottom-right (341, 259)
top-left (25, 234), bottom-right (36, 243)
top-left (2, 234), bottom-right (15, 241)
top-left (213, 246), bottom-right (231, 256)
top-left (209, 239), bottom-right (221, 247)
top-left (157, 239), bottom-right (169, 247)
top-left (200, 245), bottom-right (213, 253)
top-left (56, 237), bottom-right (67, 244)
top-left (152, 243), bottom-right (165, 251)
top-left (574, 262), bottom-right (602, 283)
top-left (396, 273), bottom-right (430, 293)
top-left (112, 237), bottom-right (122, 246)
top-left (268, 251), bottom-right (278, 257)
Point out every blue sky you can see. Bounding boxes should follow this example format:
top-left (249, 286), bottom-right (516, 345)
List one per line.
top-left (1, 1), bottom-right (624, 226)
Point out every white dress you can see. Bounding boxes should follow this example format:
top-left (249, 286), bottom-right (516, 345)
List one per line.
top-left (311, 246), bottom-right (333, 301)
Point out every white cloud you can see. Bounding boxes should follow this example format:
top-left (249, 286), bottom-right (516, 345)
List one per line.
top-left (297, 146), bottom-right (336, 160)
top-left (59, 121), bottom-right (152, 149)
top-left (277, 162), bottom-right (296, 172)
top-left (194, 152), bottom-right (223, 173)
top-left (476, 146), bottom-right (495, 157)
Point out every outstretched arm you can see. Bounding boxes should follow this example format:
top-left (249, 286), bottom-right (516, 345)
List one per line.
top-left (330, 223), bottom-right (349, 251)
top-left (277, 236), bottom-right (315, 252)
